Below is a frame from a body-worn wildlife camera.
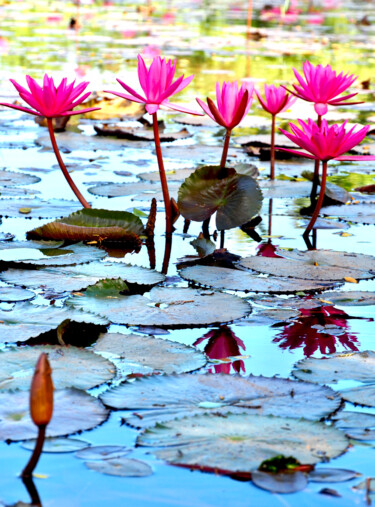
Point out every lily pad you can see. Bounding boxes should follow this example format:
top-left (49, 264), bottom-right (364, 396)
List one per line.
top-left (0, 345), bottom-right (116, 391)
top-left (308, 468), bottom-right (361, 482)
top-left (137, 413), bottom-right (348, 472)
top-left (67, 286), bottom-right (251, 327)
top-left (180, 265), bottom-right (339, 293)
top-left (0, 242), bottom-right (106, 267)
top-left (0, 303), bottom-right (108, 343)
top-left (138, 168), bottom-right (195, 183)
top-left (178, 166), bottom-right (263, 230)
top-left (87, 181), bottom-right (179, 200)
top-left (75, 445), bottom-right (130, 460)
top-left (83, 94), bottom-right (145, 120)
top-left (321, 291), bottom-right (375, 306)
top-left (27, 208), bottom-right (144, 245)
top-left (0, 198), bottom-right (83, 219)
top-left (333, 411), bottom-right (375, 440)
top-left (85, 457), bottom-right (153, 477)
top-left (0, 388), bottom-right (109, 441)
top-left (251, 470), bottom-right (308, 493)
top-left (238, 251), bottom-right (375, 282)
top-left (94, 124), bottom-right (192, 142)
top-left (162, 144), bottom-right (245, 163)
top-left (93, 333), bottom-right (207, 374)
top-left (0, 287), bottom-right (34, 302)
top-left (0, 169), bottom-right (40, 187)
top-left (101, 373), bottom-right (341, 428)
top-left (0, 262), bottom-right (164, 293)
top-left (22, 437), bottom-right (90, 453)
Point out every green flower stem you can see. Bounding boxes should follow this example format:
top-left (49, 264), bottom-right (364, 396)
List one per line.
top-left (21, 424), bottom-right (46, 479)
top-left (303, 160), bottom-right (327, 240)
top-left (270, 115), bottom-right (276, 180)
top-left (310, 114), bottom-right (322, 201)
top-left (47, 119), bottom-right (91, 208)
top-left (152, 113), bottom-right (172, 236)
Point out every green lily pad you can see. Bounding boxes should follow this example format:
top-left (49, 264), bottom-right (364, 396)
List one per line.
top-left (27, 208), bottom-right (144, 245)
top-left (0, 388), bottom-right (109, 441)
top-left (251, 470), bottom-right (308, 493)
top-left (0, 198), bottom-right (83, 219)
top-left (75, 445), bottom-right (130, 460)
top-left (0, 345), bottom-right (116, 391)
top-left (0, 242), bottom-right (106, 267)
top-left (0, 169), bottom-right (40, 187)
top-left (93, 332), bottom-right (207, 375)
top-left (100, 373), bottom-right (341, 428)
top-left (85, 457), bottom-right (153, 477)
top-left (0, 287), bottom-right (34, 302)
top-left (178, 166), bottom-right (263, 230)
top-left (67, 286), bottom-right (251, 328)
top-left (180, 265), bottom-right (340, 293)
top-left (0, 303), bottom-right (108, 343)
top-left (137, 413), bottom-right (348, 472)
top-left (0, 262), bottom-right (164, 293)
top-left (22, 437), bottom-right (90, 453)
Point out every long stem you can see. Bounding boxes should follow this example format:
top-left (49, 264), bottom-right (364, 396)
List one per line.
top-left (47, 118), bottom-right (90, 208)
top-left (303, 160), bottom-right (327, 239)
top-left (162, 234), bottom-right (172, 275)
top-left (310, 114), bottom-right (322, 201)
top-left (21, 425), bottom-right (46, 479)
top-left (22, 476), bottom-right (42, 507)
top-left (220, 129), bottom-right (232, 170)
top-left (270, 115), bottom-right (276, 179)
top-left (152, 113), bottom-right (172, 236)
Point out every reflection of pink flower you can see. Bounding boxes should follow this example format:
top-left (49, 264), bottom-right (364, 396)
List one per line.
top-left (47, 14), bottom-right (63, 23)
top-left (142, 45), bottom-right (161, 59)
top-left (274, 305), bottom-right (360, 356)
top-left (256, 242), bottom-right (281, 258)
top-left (194, 326), bottom-right (246, 374)
top-left (162, 12), bottom-right (176, 24)
top-left (0, 37), bottom-right (9, 54)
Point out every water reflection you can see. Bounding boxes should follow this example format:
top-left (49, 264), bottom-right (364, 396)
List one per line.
top-left (194, 325), bottom-right (246, 373)
top-left (273, 305), bottom-right (360, 356)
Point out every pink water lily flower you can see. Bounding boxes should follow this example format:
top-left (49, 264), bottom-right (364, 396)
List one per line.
top-left (288, 61), bottom-right (360, 116)
top-left (106, 55), bottom-right (200, 115)
top-left (256, 84), bottom-right (297, 116)
top-left (196, 81), bottom-right (254, 130)
top-left (0, 74), bottom-right (100, 118)
top-left (279, 119), bottom-right (375, 161)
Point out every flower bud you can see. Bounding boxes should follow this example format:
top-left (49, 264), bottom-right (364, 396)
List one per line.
top-left (30, 353), bottom-right (54, 427)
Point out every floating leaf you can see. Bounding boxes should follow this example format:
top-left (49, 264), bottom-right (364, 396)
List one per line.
top-left (0, 169), bottom-right (40, 187)
top-left (308, 468), bottom-right (361, 482)
top-left (101, 373), bottom-right (341, 428)
top-left (67, 286), bottom-right (251, 327)
top-left (137, 413), bottom-right (348, 472)
top-left (22, 437), bottom-right (90, 453)
top-left (0, 287), bottom-right (34, 302)
top-left (0, 198), bottom-right (83, 219)
top-left (180, 265), bottom-right (339, 293)
top-left (93, 333), bottom-right (207, 374)
top-left (1, 262), bottom-right (164, 293)
top-left (138, 168), bottom-right (195, 183)
top-left (94, 124), bottom-right (192, 142)
top-left (0, 388), bottom-right (109, 441)
top-left (84, 93), bottom-right (145, 120)
top-left (0, 242), bottom-right (106, 267)
top-left (85, 457), bottom-right (153, 477)
top-left (0, 303), bottom-right (108, 343)
top-left (27, 208), bottom-right (144, 246)
top-left (251, 470), bottom-right (308, 493)
top-left (321, 291), bottom-right (375, 306)
top-left (178, 166), bottom-right (263, 230)
top-left (333, 410), bottom-right (375, 441)
top-left (0, 345), bottom-right (115, 390)
top-left (75, 445), bottom-right (130, 460)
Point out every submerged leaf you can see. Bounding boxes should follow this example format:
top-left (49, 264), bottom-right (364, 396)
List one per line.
top-left (251, 470), bottom-right (308, 494)
top-left (178, 166), bottom-right (263, 230)
top-left (85, 457), bottom-right (153, 477)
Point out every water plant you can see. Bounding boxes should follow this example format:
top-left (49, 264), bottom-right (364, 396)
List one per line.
top-left (0, 75), bottom-right (100, 208)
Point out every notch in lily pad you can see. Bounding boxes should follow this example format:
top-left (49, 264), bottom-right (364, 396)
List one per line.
top-left (177, 165), bottom-right (263, 230)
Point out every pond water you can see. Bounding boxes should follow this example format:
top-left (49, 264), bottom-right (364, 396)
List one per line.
top-left (1, 0), bottom-right (375, 505)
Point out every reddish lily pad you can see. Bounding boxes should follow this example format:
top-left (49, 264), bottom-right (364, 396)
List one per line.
top-left (0, 388), bottom-right (109, 441)
top-left (101, 373), bottom-right (341, 428)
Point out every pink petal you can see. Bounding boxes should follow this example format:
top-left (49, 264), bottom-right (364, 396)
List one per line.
top-left (335, 155), bottom-right (375, 161)
top-left (277, 147), bottom-right (316, 159)
top-left (165, 101), bottom-right (204, 115)
top-left (0, 102), bottom-right (41, 116)
top-left (116, 78), bottom-right (146, 103)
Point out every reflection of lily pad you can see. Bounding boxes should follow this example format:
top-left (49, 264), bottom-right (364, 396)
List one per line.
top-left (67, 286), bottom-right (251, 327)
top-left (1, 262), bottom-right (164, 293)
top-left (137, 413), bottom-right (348, 472)
top-left (27, 208), bottom-right (144, 245)
top-left (0, 388), bottom-right (109, 441)
top-left (238, 251), bottom-right (375, 281)
top-left (93, 333), bottom-right (206, 375)
top-left (178, 166), bottom-right (263, 230)
top-left (85, 457), bottom-right (153, 477)
top-left (0, 242), bottom-right (106, 267)
top-left (0, 287), bottom-right (34, 302)
top-left (101, 373), bottom-right (340, 428)
top-left (180, 265), bottom-right (339, 293)
top-left (0, 345), bottom-right (116, 391)
top-left (0, 198), bottom-right (83, 219)
top-left (0, 303), bottom-right (108, 343)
